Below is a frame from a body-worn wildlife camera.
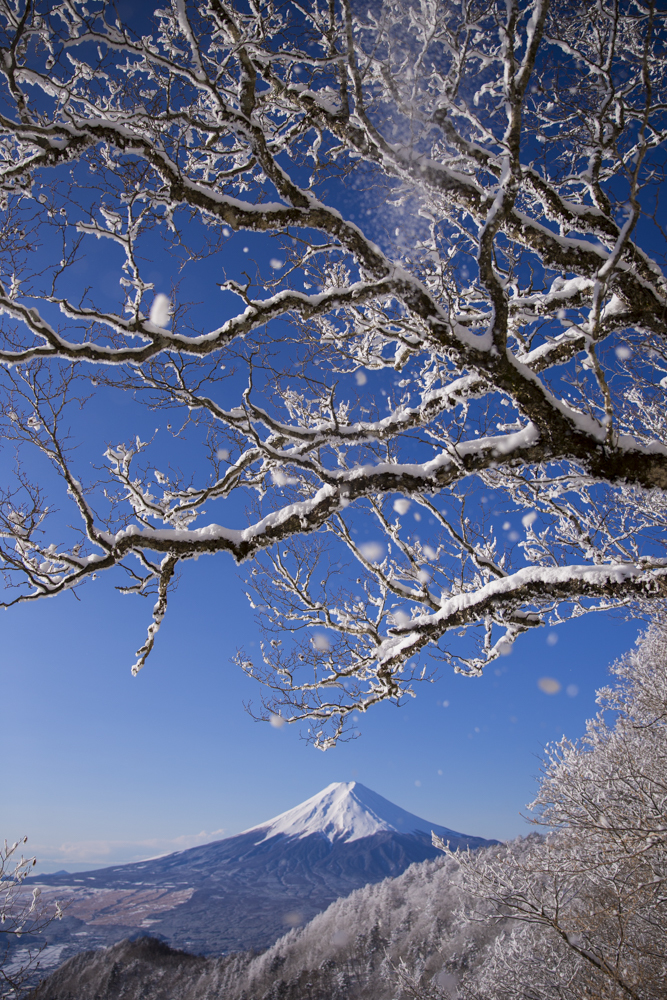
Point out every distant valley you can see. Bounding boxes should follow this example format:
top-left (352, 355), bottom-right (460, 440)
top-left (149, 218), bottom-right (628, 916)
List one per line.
top-left (22, 782), bottom-right (495, 967)
top-left (30, 832), bottom-right (505, 1000)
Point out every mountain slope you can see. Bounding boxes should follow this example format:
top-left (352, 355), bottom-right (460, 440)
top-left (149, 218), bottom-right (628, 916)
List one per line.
top-left (30, 849), bottom-right (509, 1000)
top-left (27, 783), bottom-right (495, 963)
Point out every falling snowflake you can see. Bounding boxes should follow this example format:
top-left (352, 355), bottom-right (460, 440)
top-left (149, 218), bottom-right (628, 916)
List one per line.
top-left (359, 541), bottom-right (384, 562)
top-left (149, 293), bottom-right (171, 328)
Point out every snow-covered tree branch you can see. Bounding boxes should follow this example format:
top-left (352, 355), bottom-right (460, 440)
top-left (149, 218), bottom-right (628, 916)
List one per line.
top-left (0, 0), bottom-right (667, 743)
top-left (0, 838), bottom-right (62, 999)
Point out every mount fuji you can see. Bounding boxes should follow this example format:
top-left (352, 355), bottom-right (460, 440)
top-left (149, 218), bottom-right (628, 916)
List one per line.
top-left (243, 781), bottom-right (476, 844)
top-left (32, 782), bottom-right (495, 961)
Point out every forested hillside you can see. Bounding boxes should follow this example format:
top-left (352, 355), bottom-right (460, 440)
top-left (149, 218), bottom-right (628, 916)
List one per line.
top-left (30, 853), bottom-right (505, 1000)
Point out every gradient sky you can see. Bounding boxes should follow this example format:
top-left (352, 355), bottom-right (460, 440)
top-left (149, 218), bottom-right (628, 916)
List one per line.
top-left (4, 552), bottom-right (642, 872)
top-left (0, 0), bottom-right (649, 874)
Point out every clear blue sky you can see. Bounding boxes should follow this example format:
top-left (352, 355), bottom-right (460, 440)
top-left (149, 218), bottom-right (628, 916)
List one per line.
top-left (4, 554), bottom-right (641, 872)
top-left (0, 0), bottom-right (647, 873)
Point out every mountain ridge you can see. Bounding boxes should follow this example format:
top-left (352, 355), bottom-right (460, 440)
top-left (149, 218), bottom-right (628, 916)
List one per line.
top-left (21, 782), bottom-right (496, 966)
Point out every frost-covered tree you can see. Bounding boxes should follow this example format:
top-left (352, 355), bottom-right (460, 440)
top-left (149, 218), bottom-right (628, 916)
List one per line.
top-left (0, 0), bottom-right (667, 743)
top-left (438, 620), bottom-right (667, 1000)
top-left (0, 838), bottom-right (62, 999)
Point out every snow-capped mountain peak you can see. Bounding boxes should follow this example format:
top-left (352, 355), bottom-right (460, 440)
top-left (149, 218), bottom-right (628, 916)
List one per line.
top-left (243, 781), bottom-right (460, 844)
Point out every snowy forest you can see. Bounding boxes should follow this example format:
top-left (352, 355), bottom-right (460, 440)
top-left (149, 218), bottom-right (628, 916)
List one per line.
top-left (1, 0), bottom-right (666, 997)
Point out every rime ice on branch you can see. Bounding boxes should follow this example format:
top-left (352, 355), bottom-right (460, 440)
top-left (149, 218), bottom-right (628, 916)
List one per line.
top-left (0, 837), bottom-right (63, 996)
top-left (437, 620), bottom-right (667, 999)
top-left (0, 0), bottom-right (666, 744)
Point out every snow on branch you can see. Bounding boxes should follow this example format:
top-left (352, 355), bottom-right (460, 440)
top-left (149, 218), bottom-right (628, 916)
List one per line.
top-left (0, 0), bottom-right (666, 743)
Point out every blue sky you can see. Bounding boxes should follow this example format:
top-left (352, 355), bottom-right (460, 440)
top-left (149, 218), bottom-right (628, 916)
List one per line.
top-left (0, 0), bottom-right (651, 874)
top-left (1, 220), bottom-right (645, 869)
top-left (0, 224), bottom-right (645, 871)
top-left (4, 547), bottom-right (641, 872)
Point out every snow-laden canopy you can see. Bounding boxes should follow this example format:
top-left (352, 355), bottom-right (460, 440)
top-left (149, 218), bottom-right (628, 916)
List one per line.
top-left (0, 0), bottom-right (666, 744)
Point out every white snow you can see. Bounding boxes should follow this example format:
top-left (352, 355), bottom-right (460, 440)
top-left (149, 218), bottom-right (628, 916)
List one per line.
top-left (359, 541), bottom-right (384, 562)
top-left (149, 293), bottom-right (171, 328)
top-left (242, 781), bottom-right (460, 844)
top-left (271, 469), bottom-right (298, 486)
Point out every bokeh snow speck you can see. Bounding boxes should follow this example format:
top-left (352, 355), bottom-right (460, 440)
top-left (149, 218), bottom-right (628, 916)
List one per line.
top-left (359, 541), bottom-right (384, 562)
top-left (149, 293), bottom-right (171, 328)
top-left (271, 469), bottom-right (298, 486)
top-left (538, 677), bottom-right (561, 695)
